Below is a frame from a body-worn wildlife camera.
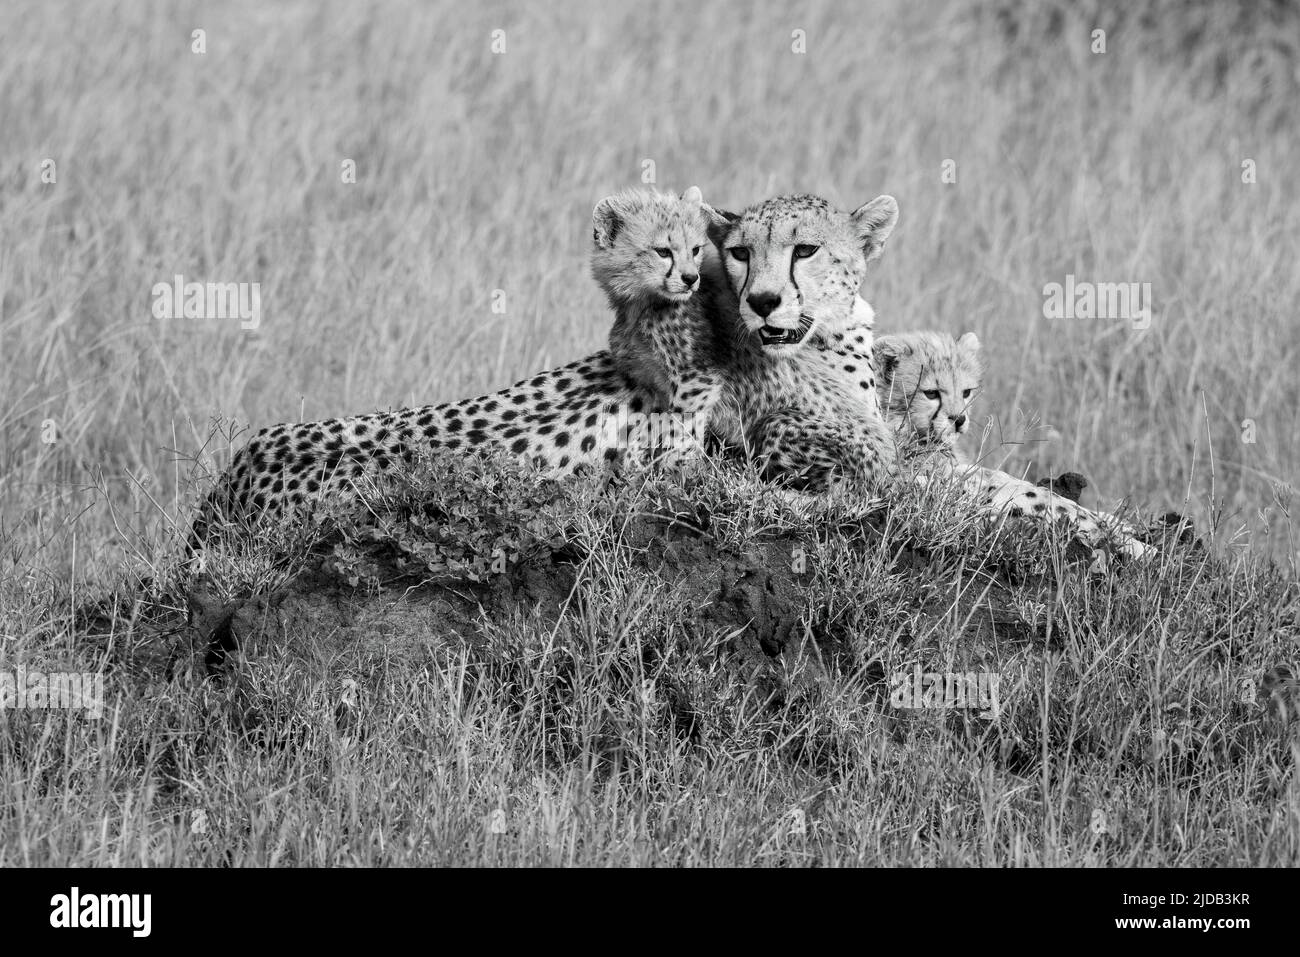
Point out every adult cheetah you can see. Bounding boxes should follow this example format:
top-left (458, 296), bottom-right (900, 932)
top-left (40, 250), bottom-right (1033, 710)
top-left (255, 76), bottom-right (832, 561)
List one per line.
top-left (187, 190), bottom-right (899, 552)
top-left (702, 193), bottom-right (901, 492)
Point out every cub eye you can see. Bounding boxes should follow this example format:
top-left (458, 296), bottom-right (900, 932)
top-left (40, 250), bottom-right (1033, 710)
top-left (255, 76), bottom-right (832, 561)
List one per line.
top-left (654, 248), bottom-right (672, 259)
top-left (793, 244), bottom-right (820, 259)
top-left (962, 389), bottom-right (972, 399)
top-left (729, 246), bottom-right (749, 262)
top-left (923, 390), bottom-right (941, 401)
top-left (691, 246), bottom-right (702, 257)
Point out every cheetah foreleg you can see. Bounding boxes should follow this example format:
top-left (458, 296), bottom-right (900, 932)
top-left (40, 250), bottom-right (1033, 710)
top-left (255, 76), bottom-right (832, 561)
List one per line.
top-left (750, 408), bottom-right (895, 494)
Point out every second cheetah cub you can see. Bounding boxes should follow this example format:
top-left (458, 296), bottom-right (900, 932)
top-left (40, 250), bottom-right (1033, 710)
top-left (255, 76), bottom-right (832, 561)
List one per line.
top-left (874, 329), bottom-right (1152, 563)
top-left (874, 330), bottom-right (983, 461)
top-left (592, 186), bottom-right (725, 459)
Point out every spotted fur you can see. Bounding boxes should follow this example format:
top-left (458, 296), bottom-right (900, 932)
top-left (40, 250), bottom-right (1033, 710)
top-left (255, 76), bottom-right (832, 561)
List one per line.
top-left (703, 194), bottom-right (900, 491)
top-left (187, 355), bottom-right (655, 551)
top-left (959, 467), bottom-right (1151, 562)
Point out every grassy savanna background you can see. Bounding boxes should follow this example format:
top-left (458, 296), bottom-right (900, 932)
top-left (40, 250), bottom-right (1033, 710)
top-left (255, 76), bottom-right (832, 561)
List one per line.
top-left (0, 0), bottom-right (1298, 865)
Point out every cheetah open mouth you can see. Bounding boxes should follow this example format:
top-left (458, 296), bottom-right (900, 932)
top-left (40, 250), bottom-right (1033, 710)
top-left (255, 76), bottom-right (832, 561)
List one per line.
top-left (758, 316), bottom-right (814, 347)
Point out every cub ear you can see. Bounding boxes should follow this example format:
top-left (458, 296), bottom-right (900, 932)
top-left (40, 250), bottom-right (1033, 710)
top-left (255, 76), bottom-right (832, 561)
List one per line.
top-left (704, 205), bottom-right (739, 248)
top-left (681, 185), bottom-right (703, 207)
top-left (850, 195), bottom-right (899, 263)
top-left (957, 332), bottom-right (985, 377)
top-left (873, 334), bottom-right (909, 379)
top-left (592, 195), bottom-right (627, 248)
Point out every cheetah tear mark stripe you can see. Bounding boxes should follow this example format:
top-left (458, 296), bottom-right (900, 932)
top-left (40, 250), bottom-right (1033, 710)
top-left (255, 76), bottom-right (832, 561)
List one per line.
top-left (786, 245), bottom-right (801, 313)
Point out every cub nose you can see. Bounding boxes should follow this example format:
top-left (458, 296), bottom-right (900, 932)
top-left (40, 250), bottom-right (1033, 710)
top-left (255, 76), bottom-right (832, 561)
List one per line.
top-left (953, 414), bottom-right (967, 430)
top-left (681, 272), bottom-right (698, 287)
top-left (746, 292), bottom-right (782, 318)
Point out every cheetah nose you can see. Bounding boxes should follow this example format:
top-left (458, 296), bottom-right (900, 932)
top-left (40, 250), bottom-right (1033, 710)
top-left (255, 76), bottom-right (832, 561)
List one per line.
top-left (681, 272), bottom-right (698, 287)
top-left (746, 292), bottom-right (782, 318)
top-left (953, 414), bottom-right (967, 430)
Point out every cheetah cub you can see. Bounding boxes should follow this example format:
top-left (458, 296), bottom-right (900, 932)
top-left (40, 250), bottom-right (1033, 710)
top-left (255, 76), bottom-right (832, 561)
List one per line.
top-left (874, 330), bottom-right (983, 461)
top-left (592, 186), bottom-right (725, 458)
top-left (874, 329), bottom-right (1151, 562)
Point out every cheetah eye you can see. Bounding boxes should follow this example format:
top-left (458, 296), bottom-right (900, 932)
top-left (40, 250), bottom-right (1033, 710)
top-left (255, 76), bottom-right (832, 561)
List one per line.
top-left (793, 244), bottom-right (820, 259)
top-left (728, 246), bottom-right (749, 262)
top-left (923, 390), bottom-right (941, 401)
top-left (691, 245), bottom-right (702, 257)
top-left (654, 248), bottom-right (672, 259)
top-left (962, 389), bottom-right (972, 399)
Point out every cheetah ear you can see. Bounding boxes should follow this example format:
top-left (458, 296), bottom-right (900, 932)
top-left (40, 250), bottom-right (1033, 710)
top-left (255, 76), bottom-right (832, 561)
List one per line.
top-left (592, 195), bottom-right (627, 248)
top-left (850, 195), bottom-right (899, 263)
top-left (873, 334), bottom-right (909, 378)
top-left (681, 185), bottom-right (703, 207)
top-left (957, 332), bottom-right (985, 377)
top-left (704, 205), bottom-right (739, 248)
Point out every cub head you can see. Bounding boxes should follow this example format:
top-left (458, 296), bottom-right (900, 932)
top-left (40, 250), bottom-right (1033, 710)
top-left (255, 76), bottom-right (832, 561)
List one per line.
top-left (874, 331), bottom-right (983, 449)
top-left (706, 193), bottom-right (898, 354)
top-left (591, 186), bottom-right (725, 306)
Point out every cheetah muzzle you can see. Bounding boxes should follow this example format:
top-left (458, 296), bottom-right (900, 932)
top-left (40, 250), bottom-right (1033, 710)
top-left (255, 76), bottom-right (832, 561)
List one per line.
top-left (757, 315), bottom-right (815, 347)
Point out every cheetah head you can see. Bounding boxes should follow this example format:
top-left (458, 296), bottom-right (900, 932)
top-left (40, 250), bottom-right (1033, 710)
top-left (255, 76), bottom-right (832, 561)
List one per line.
top-left (706, 193), bottom-right (898, 354)
top-left (591, 186), bottom-right (727, 306)
top-left (874, 330), bottom-right (983, 449)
